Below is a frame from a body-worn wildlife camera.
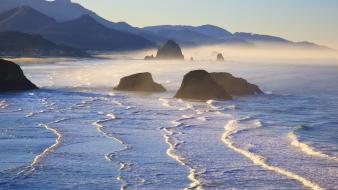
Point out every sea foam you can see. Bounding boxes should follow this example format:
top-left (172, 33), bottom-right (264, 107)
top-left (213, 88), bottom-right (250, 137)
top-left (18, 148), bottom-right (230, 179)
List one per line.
top-left (222, 119), bottom-right (324, 190)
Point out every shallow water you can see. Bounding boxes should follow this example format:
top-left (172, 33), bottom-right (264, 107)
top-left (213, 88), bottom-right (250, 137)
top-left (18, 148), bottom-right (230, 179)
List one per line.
top-left (0, 58), bottom-right (337, 189)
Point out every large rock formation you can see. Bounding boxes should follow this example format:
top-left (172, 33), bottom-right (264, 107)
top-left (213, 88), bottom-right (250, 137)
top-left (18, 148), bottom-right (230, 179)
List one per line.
top-left (114, 72), bottom-right (166, 92)
top-left (217, 53), bottom-right (224, 61)
top-left (211, 72), bottom-right (263, 96)
top-left (0, 59), bottom-right (38, 92)
top-left (144, 55), bottom-right (154, 60)
top-left (156, 40), bottom-right (184, 60)
top-left (174, 70), bottom-right (232, 101)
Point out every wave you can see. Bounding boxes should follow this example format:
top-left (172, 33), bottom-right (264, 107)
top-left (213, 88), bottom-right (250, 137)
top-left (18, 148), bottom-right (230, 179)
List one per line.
top-left (288, 129), bottom-right (338, 162)
top-left (0, 100), bottom-right (8, 109)
top-left (92, 110), bottom-right (134, 190)
top-left (18, 118), bottom-right (67, 176)
top-left (159, 98), bottom-right (172, 108)
top-left (92, 114), bottom-right (124, 145)
top-left (222, 120), bottom-right (324, 190)
top-left (161, 100), bottom-right (204, 190)
top-left (162, 127), bottom-right (202, 190)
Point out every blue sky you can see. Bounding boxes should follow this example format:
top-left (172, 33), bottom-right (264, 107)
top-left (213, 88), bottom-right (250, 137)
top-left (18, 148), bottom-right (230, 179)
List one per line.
top-left (73, 0), bottom-right (338, 48)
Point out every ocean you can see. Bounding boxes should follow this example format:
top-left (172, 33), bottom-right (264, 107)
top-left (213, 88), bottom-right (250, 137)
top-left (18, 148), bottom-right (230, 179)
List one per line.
top-left (0, 57), bottom-right (337, 190)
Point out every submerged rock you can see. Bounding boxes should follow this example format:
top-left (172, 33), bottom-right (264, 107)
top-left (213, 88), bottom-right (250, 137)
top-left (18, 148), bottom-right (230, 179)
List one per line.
top-left (0, 59), bottom-right (38, 92)
top-left (174, 70), bottom-right (232, 101)
top-left (217, 53), bottom-right (224, 61)
top-left (211, 72), bottom-right (263, 96)
top-left (114, 72), bottom-right (166, 92)
top-left (156, 40), bottom-right (184, 60)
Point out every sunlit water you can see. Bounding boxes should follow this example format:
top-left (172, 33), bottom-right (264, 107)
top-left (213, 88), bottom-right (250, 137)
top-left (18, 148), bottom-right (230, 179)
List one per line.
top-left (0, 57), bottom-right (337, 190)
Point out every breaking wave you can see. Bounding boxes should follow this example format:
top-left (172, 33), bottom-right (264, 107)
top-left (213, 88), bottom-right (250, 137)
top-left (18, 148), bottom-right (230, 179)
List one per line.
top-left (222, 120), bottom-right (324, 190)
top-left (288, 127), bottom-right (338, 162)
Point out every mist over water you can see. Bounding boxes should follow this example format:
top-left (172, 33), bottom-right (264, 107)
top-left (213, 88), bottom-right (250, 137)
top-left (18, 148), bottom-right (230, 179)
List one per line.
top-left (1, 46), bottom-right (338, 189)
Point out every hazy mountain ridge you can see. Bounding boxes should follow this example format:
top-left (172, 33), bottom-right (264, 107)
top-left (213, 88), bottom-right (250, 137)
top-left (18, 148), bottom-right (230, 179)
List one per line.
top-left (0, 0), bottom-right (331, 50)
top-left (0, 6), bottom-right (155, 51)
top-left (0, 31), bottom-right (89, 57)
top-left (38, 15), bottom-right (155, 50)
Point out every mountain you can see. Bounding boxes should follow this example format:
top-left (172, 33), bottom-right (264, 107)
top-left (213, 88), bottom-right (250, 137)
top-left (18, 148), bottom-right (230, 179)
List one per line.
top-left (143, 25), bottom-right (249, 46)
top-left (0, 31), bottom-right (89, 57)
top-left (233, 32), bottom-right (290, 43)
top-left (0, 0), bottom-right (165, 44)
top-left (0, 6), bottom-right (56, 33)
top-left (0, 1), bottom-right (329, 50)
top-left (233, 32), bottom-right (330, 49)
top-left (0, 7), bottom-right (155, 51)
top-left (0, 0), bottom-right (138, 33)
top-left (38, 15), bottom-right (154, 51)
top-left (144, 25), bottom-right (233, 40)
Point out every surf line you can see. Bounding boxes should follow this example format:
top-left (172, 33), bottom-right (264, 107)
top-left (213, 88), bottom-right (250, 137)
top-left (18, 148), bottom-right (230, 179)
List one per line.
top-left (159, 98), bottom-right (206, 189)
top-left (18, 118), bottom-right (68, 176)
top-left (92, 112), bottom-right (134, 190)
top-left (222, 120), bottom-right (325, 190)
top-left (162, 118), bottom-right (203, 190)
top-left (288, 130), bottom-right (338, 162)
top-left (0, 100), bottom-right (8, 109)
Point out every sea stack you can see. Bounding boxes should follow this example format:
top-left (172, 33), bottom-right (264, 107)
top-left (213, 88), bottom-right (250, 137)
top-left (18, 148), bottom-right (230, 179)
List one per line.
top-left (156, 40), bottom-right (184, 60)
top-left (0, 59), bottom-right (38, 92)
top-left (144, 55), bottom-right (154, 60)
top-left (174, 70), bottom-right (232, 101)
top-left (114, 72), bottom-right (166, 92)
top-left (211, 72), bottom-right (263, 96)
top-left (217, 53), bottom-right (224, 61)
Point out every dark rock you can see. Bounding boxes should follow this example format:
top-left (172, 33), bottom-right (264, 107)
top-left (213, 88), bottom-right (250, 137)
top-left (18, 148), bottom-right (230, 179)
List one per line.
top-left (114, 72), bottom-right (166, 92)
top-left (156, 40), bottom-right (184, 60)
top-left (144, 55), bottom-right (154, 60)
top-left (211, 72), bottom-right (263, 96)
top-left (0, 59), bottom-right (38, 92)
top-left (217, 53), bottom-right (224, 61)
top-left (174, 70), bottom-right (232, 101)
top-left (190, 57), bottom-right (194, 61)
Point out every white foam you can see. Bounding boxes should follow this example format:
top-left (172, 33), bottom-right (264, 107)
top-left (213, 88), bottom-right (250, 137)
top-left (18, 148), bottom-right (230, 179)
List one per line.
top-left (288, 131), bottom-right (338, 162)
top-left (0, 100), bottom-right (8, 109)
top-left (159, 98), bottom-right (172, 107)
top-left (19, 119), bottom-right (65, 175)
top-left (112, 100), bottom-right (123, 106)
top-left (162, 120), bottom-right (203, 190)
top-left (206, 99), bottom-right (219, 110)
top-left (226, 105), bottom-right (236, 110)
top-left (222, 120), bottom-right (324, 190)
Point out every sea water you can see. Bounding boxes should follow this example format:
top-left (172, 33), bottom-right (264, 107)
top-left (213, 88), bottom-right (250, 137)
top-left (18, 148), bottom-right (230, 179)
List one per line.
top-left (0, 57), bottom-right (337, 190)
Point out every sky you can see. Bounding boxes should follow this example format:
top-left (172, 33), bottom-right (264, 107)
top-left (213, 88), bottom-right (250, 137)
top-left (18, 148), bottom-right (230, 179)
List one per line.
top-left (72, 0), bottom-right (338, 49)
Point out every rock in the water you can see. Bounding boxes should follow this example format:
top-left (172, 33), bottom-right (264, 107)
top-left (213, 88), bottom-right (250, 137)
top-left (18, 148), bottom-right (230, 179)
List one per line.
top-left (217, 53), bottom-right (224, 61)
top-left (114, 72), bottom-right (166, 92)
top-left (211, 72), bottom-right (263, 96)
top-left (144, 55), bottom-right (154, 60)
top-left (156, 40), bottom-right (184, 60)
top-left (174, 70), bottom-right (232, 101)
top-left (0, 59), bottom-right (38, 92)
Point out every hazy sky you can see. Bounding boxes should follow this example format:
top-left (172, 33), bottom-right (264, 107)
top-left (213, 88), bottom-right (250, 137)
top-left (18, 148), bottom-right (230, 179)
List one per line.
top-left (72, 0), bottom-right (338, 49)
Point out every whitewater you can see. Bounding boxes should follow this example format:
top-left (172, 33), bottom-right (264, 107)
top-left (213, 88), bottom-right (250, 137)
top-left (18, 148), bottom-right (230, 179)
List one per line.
top-left (0, 56), bottom-right (338, 190)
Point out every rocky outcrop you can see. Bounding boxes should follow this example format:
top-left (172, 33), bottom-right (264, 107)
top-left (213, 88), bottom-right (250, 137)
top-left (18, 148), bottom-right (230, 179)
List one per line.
top-left (211, 72), bottom-right (263, 96)
top-left (156, 40), bottom-right (184, 60)
top-left (217, 53), bottom-right (224, 61)
top-left (174, 70), bottom-right (232, 101)
top-left (114, 72), bottom-right (166, 92)
top-left (144, 55), bottom-right (154, 60)
top-left (0, 59), bottom-right (38, 92)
